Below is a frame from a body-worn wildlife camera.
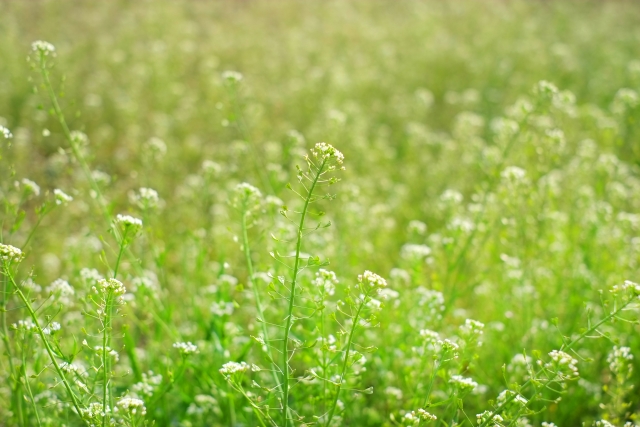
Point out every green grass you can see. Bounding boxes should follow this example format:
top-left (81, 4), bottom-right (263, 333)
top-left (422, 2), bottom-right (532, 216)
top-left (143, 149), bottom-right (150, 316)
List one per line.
top-left (1, 1), bottom-right (640, 426)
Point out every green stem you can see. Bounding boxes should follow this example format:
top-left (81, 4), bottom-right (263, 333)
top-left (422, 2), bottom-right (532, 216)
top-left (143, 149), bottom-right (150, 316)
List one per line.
top-left (4, 266), bottom-right (88, 425)
top-left (240, 210), bottom-right (283, 394)
top-left (281, 159), bottom-right (326, 426)
top-left (325, 290), bottom-right (367, 427)
top-left (102, 293), bottom-right (113, 427)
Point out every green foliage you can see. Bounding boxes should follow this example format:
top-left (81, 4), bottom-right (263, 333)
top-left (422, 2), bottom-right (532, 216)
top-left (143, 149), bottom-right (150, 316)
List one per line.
top-left (1, 1), bottom-right (640, 426)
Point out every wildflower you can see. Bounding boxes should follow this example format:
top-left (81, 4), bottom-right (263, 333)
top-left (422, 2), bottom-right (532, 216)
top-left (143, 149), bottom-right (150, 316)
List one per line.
top-left (95, 278), bottom-right (126, 298)
top-left (232, 182), bottom-right (262, 210)
top-left (94, 346), bottom-right (120, 362)
top-left (115, 214), bottom-right (143, 238)
top-left (31, 40), bottom-right (56, 55)
top-left (449, 375), bottom-right (479, 392)
top-left (407, 220), bottom-right (427, 235)
top-left (501, 166), bottom-right (527, 182)
top-left (173, 341), bottom-right (199, 355)
top-left (131, 371), bottom-right (163, 397)
top-left (136, 187), bottom-right (159, 209)
top-left (0, 125), bottom-right (12, 139)
top-left (116, 397), bottom-right (147, 416)
top-left (0, 243), bottom-right (24, 264)
top-left (12, 319), bottom-right (38, 332)
top-left (21, 178), bottom-right (40, 197)
top-left (43, 322), bottom-right (61, 335)
top-left (219, 361), bottom-right (260, 377)
top-left (476, 410), bottom-right (504, 426)
top-left (312, 269), bottom-right (339, 296)
top-left (400, 244), bottom-right (432, 263)
top-left (70, 130), bottom-right (89, 146)
top-left (210, 301), bottom-right (234, 316)
top-left (222, 70), bottom-right (243, 84)
top-left (310, 142), bottom-right (345, 169)
top-left (541, 350), bottom-right (579, 380)
top-left (358, 270), bottom-right (387, 290)
top-left (46, 279), bottom-right (75, 306)
top-left (607, 345), bottom-right (633, 373)
top-left (53, 188), bottom-right (73, 205)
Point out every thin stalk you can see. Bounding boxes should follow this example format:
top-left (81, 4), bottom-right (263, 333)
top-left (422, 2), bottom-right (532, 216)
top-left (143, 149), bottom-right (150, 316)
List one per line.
top-left (21, 342), bottom-right (42, 427)
top-left (240, 210), bottom-right (283, 392)
top-left (422, 356), bottom-right (444, 408)
top-left (101, 293), bottom-right (113, 427)
top-left (281, 159), bottom-right (326, 426)
top-left (325, 292), bottom-right (367, 427)
top-left (1, 275), bottom-right (20, 424)
top-left (4, 267), bottom-right (87, 425)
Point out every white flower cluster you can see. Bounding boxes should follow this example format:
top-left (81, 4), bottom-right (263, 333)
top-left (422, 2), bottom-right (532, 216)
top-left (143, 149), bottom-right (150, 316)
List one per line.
top-left (440, 189), bottom-right (464, 204)
top-left (21, 178), bottom-right (40, 197)
top-left (219, 361), bottom-right (260, 376)
top-left (202, 160), bottom-right (222, 176)
top-left (222, 70), bottom-right (243, 84)
top-left (233, 182), bottom-right (262, 209)
top-left (501, 166), bottom-right (527, 182)
top-left (135, 187), bottom-right (159, 209)
top-left (80, 268), bottom-right (103, 284)
top-left (0, 125), bottom-right (12, 139)
top-left (131, 371), bottom-right (163, 397)
top-left (59, 362), bottom-right (86, 377)
top-left (610, 280), bottom-right (640, 296)
top-left (116, 397), bottom-right (147, 416)
top-left (80, 402), bottom-right (110, 420)
top-left (449, 375), bottom-right (478, 392)
top-left (476, 410), bottom-right (504, 426)
top-left (459, 319), bottom-right (485, 339)
top-left (437, 339), bottom-right (460, 358)
top-left (31, 40), bottom-right (56, 55)
top-left (115, 214), bottom-right (143, 231)
top-left (70, 130), bottom-right (89, 145)
top-left (310, 142), bottom-right (345, 169)
top-left (94, 346), bottom-right (120, 362)
top-left (312, 269), bottom-right (339, 296)
top-left (12, 319), bottom-right (38, 332)
top-left (42, 321), bottom-right (61, 335)
top-left (173, 341), bottom-right (199, 355)
top-left (0, 243), bottom-right (24, 264)
top-left (53, 188), bottom-right (73, 205)
top-left (404, 408), bottom-right (437, 422)
top-left (407, 220), bottom-right (427, 235)
top-left (210, 301), bottom-right (234, 316)
top-left (607, 345), bottom-right (633, 374)
top-left (419, 329), bottom-right (440, 344)
top-left (400, 244), bottom-right (432, 262)
top-left (497, 389), bottom-right (528, 408)
top-left (358, 270), bottom-right (387, 289)
top-left (95, 278), bottom-right (126, 302)
top-left (542, 350), bottom-right (579, 380)
top-left (46, 279), bottom-right (75, 306)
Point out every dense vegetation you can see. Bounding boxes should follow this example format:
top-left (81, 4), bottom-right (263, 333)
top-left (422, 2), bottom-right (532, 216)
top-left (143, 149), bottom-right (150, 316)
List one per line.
top-left (1, 1), bottom-right (640, 426)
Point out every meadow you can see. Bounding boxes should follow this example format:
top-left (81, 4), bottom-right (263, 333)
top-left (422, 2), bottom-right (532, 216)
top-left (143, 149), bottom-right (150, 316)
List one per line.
top-left (1, 1), bottom-right (640, 426)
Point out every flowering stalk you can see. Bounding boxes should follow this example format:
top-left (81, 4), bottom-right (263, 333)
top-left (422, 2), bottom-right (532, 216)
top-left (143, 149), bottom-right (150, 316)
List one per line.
top-left (236, 185), bottom-right (284, 398)
top-left (0, 252), bottom-right (87, 424)
top-left (325, 271), bottom-right (388, 426)
top-left (279, 142), bottom-right (344, 426)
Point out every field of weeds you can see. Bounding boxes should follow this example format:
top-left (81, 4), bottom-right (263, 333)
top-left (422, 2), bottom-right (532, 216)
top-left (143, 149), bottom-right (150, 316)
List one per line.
top-left (1, 1), bottom-right (640, 426)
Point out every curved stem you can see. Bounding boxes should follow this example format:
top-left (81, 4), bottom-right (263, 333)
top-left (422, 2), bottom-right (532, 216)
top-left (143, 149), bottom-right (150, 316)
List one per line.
top-left (282, 159), bottom-right (326, 427)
